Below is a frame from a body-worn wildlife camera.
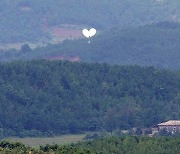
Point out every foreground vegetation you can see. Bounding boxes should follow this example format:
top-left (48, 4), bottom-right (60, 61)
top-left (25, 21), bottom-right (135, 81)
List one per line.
top-left (0, 136), bottom-right (180, 153)
top-left (0, 60), bottom-right (179, 137)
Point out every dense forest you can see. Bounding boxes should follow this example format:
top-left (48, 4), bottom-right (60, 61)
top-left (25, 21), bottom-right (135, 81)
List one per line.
top-left (0, 1), bottom-right (179, 152)
top-left (74, 136), bottom-right (180, 154)
top-left (1, 21), bottom-right (180, 70)
top-left (0, 136), bottom-right (180, 153)
top-left (0, 60), bottom-right (179, 137)
top-left (0, 0), bottom-right (179, 43)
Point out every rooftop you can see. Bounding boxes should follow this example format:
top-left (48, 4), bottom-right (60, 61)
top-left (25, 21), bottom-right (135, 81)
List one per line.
top-left (158, 120), bottom-right (180, 126)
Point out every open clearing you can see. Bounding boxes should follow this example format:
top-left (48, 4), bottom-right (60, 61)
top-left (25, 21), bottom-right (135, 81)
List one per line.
top-left (0, 24), bottom-right (84, 51)
top-left (3, 134), bottom-right (86, 148)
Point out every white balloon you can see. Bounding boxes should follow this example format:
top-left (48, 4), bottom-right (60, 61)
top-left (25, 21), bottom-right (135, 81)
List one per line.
top-left (82, 28), bottom-right (96, 38)
top-left (89, 28), bottom-right (96, 37)
top-left (82, 29), bottom-right (90, 38)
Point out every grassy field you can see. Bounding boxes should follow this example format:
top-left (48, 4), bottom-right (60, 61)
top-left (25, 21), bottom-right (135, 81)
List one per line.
top-left (3, 134), bottom-right (86, 148)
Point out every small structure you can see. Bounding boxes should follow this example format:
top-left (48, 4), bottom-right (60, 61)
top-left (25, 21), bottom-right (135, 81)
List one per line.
top-left (157, 120), bottom-right (180, 133)
top-left (151, 127), bottom-right (159, 135)
top-left (121, 130), bottom-right (129, 134)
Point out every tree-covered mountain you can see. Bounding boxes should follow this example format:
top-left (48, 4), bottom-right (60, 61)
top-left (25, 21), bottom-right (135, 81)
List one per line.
top-left (0, 60), bottom-right (179, 137)
top-left (0, 0), bottom-right (179, 43)
top-left (1, 21), bottom-right (180, 70)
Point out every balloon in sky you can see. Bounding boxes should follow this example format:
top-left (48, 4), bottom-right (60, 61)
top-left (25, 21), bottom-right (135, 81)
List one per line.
top-left (82, 28), bottom-right (96, 38)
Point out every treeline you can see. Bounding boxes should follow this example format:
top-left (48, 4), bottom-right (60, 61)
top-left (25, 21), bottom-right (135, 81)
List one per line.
top-left (0, 140), bottom-right (94, 154)
top-left (0, 60), bottom-right (179, 137)
top-left (0, 0), bottom-right (179, 43)
top-left (1, 136), bottom-right (180, 153)
top-left (75, 136), bottom-right (180, 154)
top-left (1, 21), bottom-right (180, 70)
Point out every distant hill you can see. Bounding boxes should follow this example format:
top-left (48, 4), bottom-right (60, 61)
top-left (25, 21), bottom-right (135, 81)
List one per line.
top-left (1, 21), bottom-right (180, 70)
top-left (0, 60), bottom-right (179, 137)
top-left (0, 0), bottom-right (179, 43)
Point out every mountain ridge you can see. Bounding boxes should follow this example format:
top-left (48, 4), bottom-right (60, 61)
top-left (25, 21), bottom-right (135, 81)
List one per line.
top-left (1, 21), bottom-right (179, 70)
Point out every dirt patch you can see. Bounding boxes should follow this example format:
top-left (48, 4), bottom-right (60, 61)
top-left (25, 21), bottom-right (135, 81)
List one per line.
top-left (0, 24), bottom-right (85, 51)
top-left (51, 27), bottom-right (83, 42)
top-left (47, 55), bottom-right (80, 62)
top-left (48, 23), bottom-right (87, 43)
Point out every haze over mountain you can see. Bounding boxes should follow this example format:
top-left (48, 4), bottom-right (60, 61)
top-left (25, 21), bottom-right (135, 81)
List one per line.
top-left (0, 0), bottom-right (179, 43)
top-left (1, 21), bottom-right (180, 70)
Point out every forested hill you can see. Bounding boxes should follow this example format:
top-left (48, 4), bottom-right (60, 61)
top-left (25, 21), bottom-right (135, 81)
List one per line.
top-left (0, 60), bottom-right (179, 137)
top-left (1, 22), bottom-right (180, 70)
top-left (0, 0), bottom-right (179, 43)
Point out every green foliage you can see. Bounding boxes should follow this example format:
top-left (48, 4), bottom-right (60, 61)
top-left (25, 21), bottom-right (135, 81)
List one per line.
top-left (40, 144), bottom-right (96, 154)
top-left (0, 60), bottom-right (179, 136)
top-left (75, 136), bottom-right (180, 154)
top-left (1, 137), bottom-right (179, 154)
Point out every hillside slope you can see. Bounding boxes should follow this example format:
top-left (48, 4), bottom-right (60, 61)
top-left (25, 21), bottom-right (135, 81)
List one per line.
top-left (0, 60), bottom-right (179, 137)
top-left (1, 22), bottom-right (180, 70)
